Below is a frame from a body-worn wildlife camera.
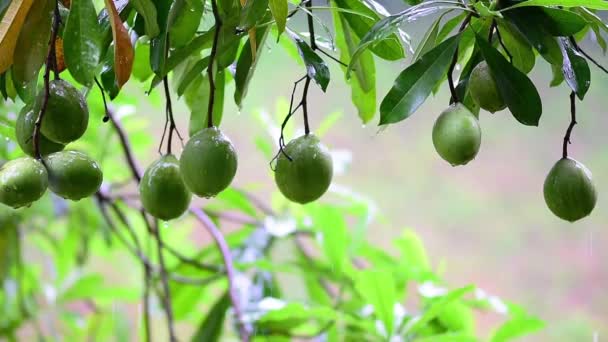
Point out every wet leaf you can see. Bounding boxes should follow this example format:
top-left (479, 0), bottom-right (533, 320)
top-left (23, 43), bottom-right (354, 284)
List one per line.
top-left (64, 0), bottom-right (103, 86)
top-left (104, 0), bottom-right (134, 89)
top-left (559, 37), bottom-right (590, 99)
top-left (130, 0), bottom-right (160, 37)
top-left (288, 30), bottom-right (330, 92)
top-left (269, 0), bottom-right (288, 37)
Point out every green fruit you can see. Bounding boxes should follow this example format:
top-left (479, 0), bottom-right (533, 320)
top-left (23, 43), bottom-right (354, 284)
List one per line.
top-left (35, 79), bottom-right (89, 144)
top-left (544, 158), bottom-right (597, 222)
top-left (469, 61), bottom-right (506, 113)
top-left (169, 1), bottom-right (203, 48)
top-left (274, 134), bottom-right (333, 204)
top-left (15, 106), bottom-right (65, 157)
top-left (140, 154), bottom-right (192, 221)
top-left (44, 151), bottom-right (103, 200)
top-left (0, 157), bottom-right (48, 208)
top-left (432, 103), bottom-right (481, 166)
top-left (180, 127), bottom-right (238, 198)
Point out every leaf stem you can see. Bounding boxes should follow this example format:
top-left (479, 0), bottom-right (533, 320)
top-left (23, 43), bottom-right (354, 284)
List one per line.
top-left (563, 91), bottom-right (577, 159)
top-left (447, 13), bottom-right (472, 104)
top-left (32, 0), bottom-right (61, 161)
top-left (207, 0), bottom-right (222, 128)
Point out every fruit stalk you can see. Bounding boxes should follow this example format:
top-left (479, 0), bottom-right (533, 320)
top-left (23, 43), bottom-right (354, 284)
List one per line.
top-left (33, 0), bottom-right (61, 161)
top-left (206, 0), bottom-right (222, 129)
top-left (562, 91), bottom-right (577, 159)
top-left (447, 13), bottom-right (472, 104)
top-left (301, 0), bottom-right (317, 135)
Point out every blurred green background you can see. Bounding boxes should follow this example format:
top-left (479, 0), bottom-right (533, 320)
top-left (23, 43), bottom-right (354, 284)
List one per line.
top-left (121, 12), bottom-right (608, 339)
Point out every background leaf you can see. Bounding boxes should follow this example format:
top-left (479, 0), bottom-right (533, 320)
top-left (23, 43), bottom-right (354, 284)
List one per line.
top-left (268, 0), bottom-right (288, 37)
top-left (130, 0), bottom-right (160, 37)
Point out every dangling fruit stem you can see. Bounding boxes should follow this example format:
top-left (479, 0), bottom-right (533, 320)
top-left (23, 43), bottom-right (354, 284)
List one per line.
top-left (207, 0), bottom-right (222, 128)
top-left (563, 92), bottom-right (577, 159)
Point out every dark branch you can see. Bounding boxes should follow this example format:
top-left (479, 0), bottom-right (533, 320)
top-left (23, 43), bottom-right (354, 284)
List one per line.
top-left (563, 91), bottom-right (577, 159)
top-left (207, 0), bottom-right (222, 128)
top-left (448, 13), bottom-right (473, 104)
top-left (32, 0), bottom-right (61, 161)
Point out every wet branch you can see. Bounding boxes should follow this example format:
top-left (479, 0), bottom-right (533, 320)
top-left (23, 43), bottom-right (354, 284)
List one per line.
top-left (207, 0), bottom-right (222, 128)
top-left (447, 13), bottom-right (473, 104)
top-left (563, 91), bottom-right (577, 159)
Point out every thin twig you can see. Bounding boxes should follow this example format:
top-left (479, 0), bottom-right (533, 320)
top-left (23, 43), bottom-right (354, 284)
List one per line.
top-left (448, 13), bottom-right (473, 104)
top-left (570, 36), bottom-right (608, 74)
top-left (190, 207), bottom-right (250, 342)
top-left (302, 0), bottom-right (316, 134)
top-left (103, 107), bottom-right (142, 182)
top-left (150, 219), bottom-right (178, 342)
top-left (33, 0), bottom-right (61, 161)
top-left (94, 78), bottom-right (110, 123)
top-left (162, 76), bottom-right (182, 155)
top-left (563, 91), bottom-right (577, 159)
top-left (207, 0), bottom-right (222, 128)
top-left (317, 48), bottom-right (348, 67)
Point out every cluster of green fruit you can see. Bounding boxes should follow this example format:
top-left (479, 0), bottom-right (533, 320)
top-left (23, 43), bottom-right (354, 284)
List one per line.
top-left (432, 61), bottom-right (597, 222)
top-left (0, 80), bottom-right (103, 209)
top-left (139, 129), bottom-right (334, 221)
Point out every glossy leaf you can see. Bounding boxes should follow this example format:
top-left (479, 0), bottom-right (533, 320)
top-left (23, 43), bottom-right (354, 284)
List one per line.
top-left (12, 0), bottom-right (51, 89)
top-left (185, 71), bottom-right (224, 136)
top-left (64, 0), bottom-right (103, 86)
top-left (495, 19), bottom-right (535, 74)
top-left (130, 0), bottom-right (160, 37)
top-left (504, 9), bottom-right (562, 65)
top-left (191, 291), bottom-right (230, 342)
top-left (379, 34), bottom-right (461, 125)
top-left (550, 62), bottom-right (565, 86)
top-left (132, 40), bottom-right (154, 81)
top-left (559, 37), bottom-right (590, 99)
top-left (0, 0), bottom-right (35, 73)
top-left (177, 57), bottom-right (209, 97)
top-left (333, 0), bottom-right (405, 61)
top-left (240, 0), bottom-right (269, 30)
top-left (149, 0), bottom-right (172, 75)
top-left (476, 35), bottom-right (543, 126)
top-left (356, 269), bottom-right (396, 337)
top-left (541, 7), bottom-right (588, 36)
top-left (268, 0), bottom-right (288, 36)
top-left (334, 9), bottom-right (376, 123)
top-left (288, 30), bottom-right (330, 92)
top-left (235, 21), bottom-right (270, 107)
top-left (436, 12), bottom-right (467, 43)
top-left (412, 14), bottom-right (445, 62)
top-left (505, 0), bottom-right (608, 10)
top-left (104, 0), bottom-right (134, 89)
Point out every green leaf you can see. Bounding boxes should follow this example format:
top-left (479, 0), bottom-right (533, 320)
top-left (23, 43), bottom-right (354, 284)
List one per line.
top-left (504, 0), bottom-right (608, 10)
top-left (379, 34), bottom-right (461, 125)
top-left (132, 40), bottom-right (154, 81)
top-left (403, 285), bottom-right (475, 335)
top-left (495, 19), bottom-right (535, 74)
top-left (490, 304), bottom-right (545, 342)
top-left (185, 71), bottom-right (224, 136)
top-left (258, 302), bottom-right (335, 333)
top-left (559, 37), bottom-right (590, 99)
top-left (415, 333), bottom-right (477, 342)
top-left (550, 62), bottom-right (565, 86)
top-left (355, 269), bottom-right (397, 337)
top-left (436, 13), bottom-right (467, 43)
top-left (333, 6), bottom-right (376, 123)
top-left (412, 13), bottom-right (445, 62)
top-left (269, 0), bottom-right (288, 36)
top-left (504, 9), bottom-right (563, 65)
top-left (12, 0), bottom-right (51, 89)
top-left (240, 0), bottom-right (269, 30)
top-left (64, 0), bottom-right (103, 86)
top-left (395, 230), bottom-right (430, 273)
top-left (177, 56), bottom-right (209, 96)
top-left (541, 7), bottom-right (588, 36)
top-left (310, 205), bottom-right (350, 275)
top-left (333, 0), bottom-right (405, 61)
top-left (131, 0), bottom-right (160, 37)
top-left (191, 291), bottom-right (230, 342)
top-left (235, 21), bottom-right (271, 107)
top-left (576, 8), bottom-right (608, 53)
top-left (288, 30), bottom-right (330, 92)
top-left (476, 34), bottom-right (543, 126)
top-left (214, 188), bottom-right (260, 218)
top-left (149, 0), bottom-right (172, 75)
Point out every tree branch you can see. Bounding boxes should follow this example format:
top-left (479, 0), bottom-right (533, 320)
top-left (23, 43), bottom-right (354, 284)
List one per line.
top-left (207, 0), bottom-right (222, 128)
top-left (563, 91), bottom-right (577, 159)
top-left (448, 13), bottom-right (472, 104)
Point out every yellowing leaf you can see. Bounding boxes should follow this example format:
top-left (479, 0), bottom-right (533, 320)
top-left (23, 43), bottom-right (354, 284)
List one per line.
top-left (0, 0), bottom-right (35, 73)
top-left (104, 0), bottom-right (134, 89)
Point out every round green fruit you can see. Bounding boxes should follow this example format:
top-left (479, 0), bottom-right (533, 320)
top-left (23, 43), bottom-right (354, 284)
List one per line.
top-left (432, 103), bottom-right (481, 166)
top-left (0, 157), bottom-right (48, 208)
top-left (274, 134), bottom-right (333, 204)
top-left (169, 0), bottom-right (203, 48)
top-left (36, 79), bottom-right (89, 144)
top-left (543, 158), bottom-right (597, 222)
top-left (44, 151), bottom-right (103, 200)
top-left (15, 106), bottom-right (65, 157)
top-left (140, 154), bottom-right (192, 221)
top-left (180, 127), bottom-right (238, 198)
top-left (469, 61), bottom-right (506, 113)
